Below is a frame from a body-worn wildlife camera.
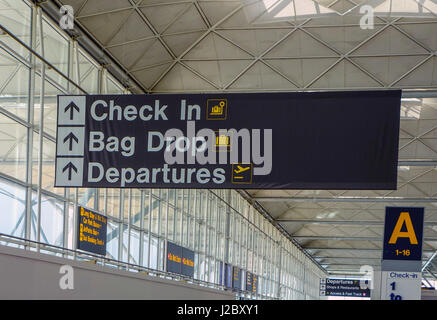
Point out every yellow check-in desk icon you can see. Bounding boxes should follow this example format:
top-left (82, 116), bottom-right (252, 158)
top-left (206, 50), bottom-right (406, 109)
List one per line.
top-left (232, 163), bottom-right (253, 184)
top-left (211, 101), bottom-right (225, 115)
top-left (207, 99), bottom-right (227, 120)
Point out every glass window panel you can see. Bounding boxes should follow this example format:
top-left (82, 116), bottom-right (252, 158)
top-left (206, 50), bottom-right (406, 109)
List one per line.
top-left (130, 228), bottom-right (141, 265)
top-left (122, 224), bottom-right (128, 262)
top-left (150, 196), bottom-right (160, 234)
top-left (181, 212), bottom-right (187, 247)
top-left (141, 233), bottom-right (148, 267)
top-left (149, 235), bottom-right (158, 270)
top-left (77, 188), bottom-right (95, 209)
top-left (199, 223), bottom-right (205, 253)
top-left (209, 259), bottom-right (215, 283)
top-left (0, 0), bottom-right (31, 55)
top-left (188, 189), bottom-right (195, 214)
top-left (78, 50), bottom-right (99, 94)
top-left (176, 189), bottom-right (182, 210)
top-left (32, 193), bottom-right (64, 247)
top-left (106, 188), bottom-right (120, 218)
top-left (188, 216), bottom-right (196, 249)
top-left (106, 76), bottom-right (124, 94)
top-left (0, 177), bottom-right (26, 238)
top-left (209, 196), bottom-right (216, 227)
top-left (152, 188), bottom-right (160, 197)
top-left (168, 204), bottom-right (174, 241)
top-left (98, 189), bottom-right (105, 213)
top-left (228, 242), bottom-right (233, 264)
top-left (0, 114), bottom-right (27, 181)
top-left (200, 191), bottom-right (207, 222)
top-left (160, 201), bottom-right (167, 237)
top-left (131, 189), bottom-right (141, 227)
top-left (142, 190), bottom-right (150, 232)
top-left (219, 204), bottom-right (225, 234)
top-left (34, 75), bottom-right (64, 137)
top-left (66, 203), bottom-right (74, 250)
top-left (158, 238), bottom-right (165, 271)
top-left (122, 189), bottom-right (129, 223)
top-left (31, 134), bottom-right (58, 195)
top-left (183, 190), bottom-right (189, 213)
top-left (106, 220), bottom-right (119, 260)
top-left (39, 19), bottom-right (69, 90)
top-left (209, 230), bottom-right (216, 257)
top-left (0, 48), bottom-right (29, 121)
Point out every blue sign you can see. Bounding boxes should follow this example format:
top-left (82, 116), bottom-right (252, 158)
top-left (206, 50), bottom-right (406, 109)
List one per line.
top-left (321, 279), bottom-right (370, 297)
top-left (77, 206), bottom-right (107, 255)
top-left (166, 242), bottom-right (195, 277)
top-left (383, 207), bottom-right (424, 261)
top-left (219, 262), bottom-right (232, 288)
top-left (166, 241), bottom-right (182, 274)
top-left (181, 247), bottom-right (195, 278)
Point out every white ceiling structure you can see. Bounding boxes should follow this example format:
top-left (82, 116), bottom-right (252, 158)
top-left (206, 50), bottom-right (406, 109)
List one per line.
top-left (51, 0), bottom-right (437, 278)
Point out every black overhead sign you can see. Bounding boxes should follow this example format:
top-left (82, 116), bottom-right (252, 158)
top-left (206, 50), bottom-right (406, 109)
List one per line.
top-left (54, 91), bottom-right (401, 189)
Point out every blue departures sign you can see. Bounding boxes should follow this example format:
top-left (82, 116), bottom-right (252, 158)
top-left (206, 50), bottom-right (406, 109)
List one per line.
top-left (77, 206), bottom-right (107, 255)
top-left (383, 207), bottom-right (424, 261)
top-left (320, 279), bottom-right (370, 297)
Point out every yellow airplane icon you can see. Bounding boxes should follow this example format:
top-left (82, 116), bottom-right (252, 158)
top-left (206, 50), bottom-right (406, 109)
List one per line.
top-left (234, 165), bottom-right (250, 174)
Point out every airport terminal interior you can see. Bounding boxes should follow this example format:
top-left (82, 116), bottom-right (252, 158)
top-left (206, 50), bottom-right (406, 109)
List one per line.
top-left (1, 0), bottom-right (437, 300)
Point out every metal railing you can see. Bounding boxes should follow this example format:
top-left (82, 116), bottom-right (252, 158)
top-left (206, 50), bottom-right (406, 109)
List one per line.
top-left (0, 232), bottom-right (274, 300)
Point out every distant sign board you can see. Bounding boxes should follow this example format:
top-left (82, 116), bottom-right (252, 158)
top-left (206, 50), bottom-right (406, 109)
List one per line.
top-left (55, 91), bottom-right (401, 190)
top-left (252, 274), bottom-right (258, 294)
top-left (77, 206), bottom-right (107, 255)
top-left (181, 247), bottom-right (195, 277)
top-left (166, 241), bottom-right (195, 278)
top-left (232, 266), bottom-right (242, 290)
top-left (219, 262), bottom-right (232, 288)
top-left (245, 271), bottom-right (258, 294)
top-left (166, 241), bottom-right (182, 274)
top-left (383, 207), bottom-right (424, 261)
top-left (319, 278), bottom-right (370, 297)
top-left (245, 271), bottom-right (253, 292)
